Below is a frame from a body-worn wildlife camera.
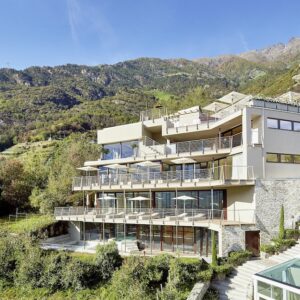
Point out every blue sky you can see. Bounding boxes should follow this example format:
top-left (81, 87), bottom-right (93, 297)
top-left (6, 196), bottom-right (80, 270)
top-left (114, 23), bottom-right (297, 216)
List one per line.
top-left (0, 0), bottom-right (300, 69)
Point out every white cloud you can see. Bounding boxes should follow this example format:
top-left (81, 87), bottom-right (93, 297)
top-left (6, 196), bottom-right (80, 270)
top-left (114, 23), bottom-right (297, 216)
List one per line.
top-left (238, 32), bottom-right (249, 52)
top-left (66, 0), bottom-right (117, 48)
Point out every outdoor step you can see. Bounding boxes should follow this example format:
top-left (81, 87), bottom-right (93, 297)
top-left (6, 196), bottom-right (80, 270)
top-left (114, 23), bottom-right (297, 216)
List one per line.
top-left (229, 276), bottom-right (252, 285)
top-left (285, 249), bottom-right (300, 255)
top-left (226, 290), bottom-right (248, 300)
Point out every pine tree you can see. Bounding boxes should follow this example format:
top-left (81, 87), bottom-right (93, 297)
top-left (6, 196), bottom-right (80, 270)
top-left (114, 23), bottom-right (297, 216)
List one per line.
top-left (211, 231), bottom-right (218, 267)
top-left (279, 205), bottom-right (285, 240)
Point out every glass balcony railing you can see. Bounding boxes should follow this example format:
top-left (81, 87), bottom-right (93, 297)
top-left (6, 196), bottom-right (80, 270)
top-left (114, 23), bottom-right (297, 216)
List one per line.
top-left (54, 207), bottom-right (256, 225)
top-left (73, 165), bottom-right (254, 190)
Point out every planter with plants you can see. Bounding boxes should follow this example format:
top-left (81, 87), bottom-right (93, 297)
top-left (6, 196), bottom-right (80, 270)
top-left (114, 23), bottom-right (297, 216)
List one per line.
top-left (131, 143), bottom-right (138, 157)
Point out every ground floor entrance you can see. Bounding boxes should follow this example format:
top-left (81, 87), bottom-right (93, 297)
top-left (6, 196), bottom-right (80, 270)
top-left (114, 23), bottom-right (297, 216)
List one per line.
top-left (245, 230), bottom-right (260, 256)
top-left (81, 222), bottom-right (217, 256)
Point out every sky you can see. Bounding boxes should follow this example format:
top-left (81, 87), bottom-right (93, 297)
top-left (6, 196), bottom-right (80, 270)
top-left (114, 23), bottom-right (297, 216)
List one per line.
top-left (0, 0), bottom-right (300, 70)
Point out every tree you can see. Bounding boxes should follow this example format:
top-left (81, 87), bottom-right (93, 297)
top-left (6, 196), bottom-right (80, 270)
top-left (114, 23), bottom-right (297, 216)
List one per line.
top-left (279, 205), bottom-right (285, 240)
top-left (94, 241), bottom-right (122, 282)
top-left (0, 159), bottom-right (33, 214)
top-left (211, 231), bottom-right (218, 267)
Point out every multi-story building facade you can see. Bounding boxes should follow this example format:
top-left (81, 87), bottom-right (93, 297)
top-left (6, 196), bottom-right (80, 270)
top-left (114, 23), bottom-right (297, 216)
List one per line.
top-left (54, 91), bottom-right (300, 257)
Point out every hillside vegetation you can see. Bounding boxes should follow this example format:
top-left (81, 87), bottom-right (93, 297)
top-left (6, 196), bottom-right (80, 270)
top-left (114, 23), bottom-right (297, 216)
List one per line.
top-left (0, 38), bottom-right (299, 151)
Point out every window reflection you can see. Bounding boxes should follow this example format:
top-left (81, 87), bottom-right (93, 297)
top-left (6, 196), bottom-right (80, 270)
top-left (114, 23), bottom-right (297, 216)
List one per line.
top-left (103, 140), bottom-right (138, 160)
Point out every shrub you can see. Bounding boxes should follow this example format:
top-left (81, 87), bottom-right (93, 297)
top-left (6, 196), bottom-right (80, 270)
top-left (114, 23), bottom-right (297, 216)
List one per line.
top-left (204, 287), bottom-right (219, 300)
top-left (0, 234), bottom-right (24, 282)
top-left (285, 229), bottom-right (300, 240)
top-left (94, 241), bottom-right (122, 282)
top-left (227, 250), bottom-right (252, 266)
top-left (107, 256), bottom-right (150, 300)
top-left (61, 259), bottom-right (99, 291)
top-left (212, 264), bottom-right (233, 280)
top-left (272, 238), bottom-right (297, 252)
top-left (14, 246), bottom-right (45, 288)
top-left (40, 251), bottom-right (70, 292)
top-left (198, 268), bottom-right (213, 282)
top-left (260, 244), bottom-right (276, 255)
top-left (143, 254), bottom-right (172, 291)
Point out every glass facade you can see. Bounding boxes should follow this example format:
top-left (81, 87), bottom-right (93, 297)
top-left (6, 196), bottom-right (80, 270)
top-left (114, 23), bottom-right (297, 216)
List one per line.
top-left (95, 190), bottom-right (226, 211)
top-left (102, 140), bottom-right (138, 160)
top-left (154, 190), bottom-right (225, 210)
top-left (83, 222), bottom-right (218, 256)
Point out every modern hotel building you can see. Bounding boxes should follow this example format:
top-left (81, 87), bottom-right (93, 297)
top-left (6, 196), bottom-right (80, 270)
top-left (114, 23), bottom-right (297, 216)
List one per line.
top-left (54, 91), bottom-right (300, 257)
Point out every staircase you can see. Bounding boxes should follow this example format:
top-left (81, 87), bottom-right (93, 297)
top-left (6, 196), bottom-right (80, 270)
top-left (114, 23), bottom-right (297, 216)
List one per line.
top-left (118, 240), bottom-right (139, 253)
top-left (212, 242), bottom-right (300, 300)
top-left (140, 137), bottom-right (166, 158)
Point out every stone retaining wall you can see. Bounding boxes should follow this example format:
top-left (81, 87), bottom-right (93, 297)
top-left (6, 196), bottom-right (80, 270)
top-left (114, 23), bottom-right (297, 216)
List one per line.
top-left (187, 281), bottom-right (209, 300)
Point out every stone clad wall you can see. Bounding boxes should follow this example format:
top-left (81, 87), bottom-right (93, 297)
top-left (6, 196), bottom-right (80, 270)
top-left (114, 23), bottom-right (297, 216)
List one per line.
top-left (221, 179), bottom-right (300, 255)
top-left (255, 179), bottom-right (300, 243)
top-left (221, 225), bottom-right (257, 256)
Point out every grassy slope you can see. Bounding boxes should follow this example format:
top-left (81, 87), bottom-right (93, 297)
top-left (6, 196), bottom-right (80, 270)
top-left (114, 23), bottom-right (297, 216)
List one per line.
top-left (0, 215), bottom-right (55, 234)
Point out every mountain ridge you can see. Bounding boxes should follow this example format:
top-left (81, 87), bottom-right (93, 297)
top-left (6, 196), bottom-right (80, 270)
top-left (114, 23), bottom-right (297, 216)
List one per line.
top-left (0, 37), bottom-right (300, 151)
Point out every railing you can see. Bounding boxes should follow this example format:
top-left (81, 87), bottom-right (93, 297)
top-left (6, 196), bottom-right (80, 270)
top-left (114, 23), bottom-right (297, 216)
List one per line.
top-left (140, 133), bottom-right (242, 158)
top-left (165, 104), bottom-right (246, 134)
top-left (140, 107), bottom-right (174, 122)
top-left (143, 136), bottom-right (161, 147)
top-left (72, 165), bottom-right (254, 190)
top-left (54, 207), bottom-right (256, 225)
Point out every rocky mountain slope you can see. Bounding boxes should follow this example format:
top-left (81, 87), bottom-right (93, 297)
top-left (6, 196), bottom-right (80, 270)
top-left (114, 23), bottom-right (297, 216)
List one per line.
top-left (0, 37), bottom-right (300, 151)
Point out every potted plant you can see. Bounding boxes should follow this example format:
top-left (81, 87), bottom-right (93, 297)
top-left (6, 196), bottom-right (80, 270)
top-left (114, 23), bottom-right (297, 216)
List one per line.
top-left (100, 146), bottom-right (110, 159)
top-left (131, 143), bottom-right (138, 157)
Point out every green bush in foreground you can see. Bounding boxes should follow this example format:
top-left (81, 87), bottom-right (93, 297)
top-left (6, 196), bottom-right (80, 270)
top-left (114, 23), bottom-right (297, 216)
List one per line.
top-left (260, 244), bottom-right (277, 255)
top-left (94, 241), bottom-right (123, 281)
top-left (227, 250), bottom-right (252, 266)
top-left (285, 229), bottom-right (300, 240)
top-left (212, 264), bottom-right (233, 280)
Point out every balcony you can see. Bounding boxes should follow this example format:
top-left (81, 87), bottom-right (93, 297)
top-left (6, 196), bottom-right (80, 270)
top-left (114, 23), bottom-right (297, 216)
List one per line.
top-left (143, 133), bottom-right (242, 157)
top-left (54, 207), bottom-right (256, 227)
top-left (73, 165), bottom-right (254, 191)
top-left (98, 134), bottom-right (243, 165)
top-left (164, 104), bottom-right (246, 135)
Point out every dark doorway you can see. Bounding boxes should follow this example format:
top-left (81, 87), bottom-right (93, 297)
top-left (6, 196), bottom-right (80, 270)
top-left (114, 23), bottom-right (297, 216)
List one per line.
top-left (245, 231), bottom-right (260, 256)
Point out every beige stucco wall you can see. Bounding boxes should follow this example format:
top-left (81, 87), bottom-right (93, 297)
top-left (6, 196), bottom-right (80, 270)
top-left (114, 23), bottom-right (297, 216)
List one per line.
top-left (227, 186), bottom-right (255, 223)
top-left (97, 122), bottom-right (143, 144)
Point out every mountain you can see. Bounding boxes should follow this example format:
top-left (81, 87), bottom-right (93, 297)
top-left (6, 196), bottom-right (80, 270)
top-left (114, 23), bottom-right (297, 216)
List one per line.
top-left (239, 37), bottom-right (300, 63)
top-left (0, 37), bottom-right (300, 151)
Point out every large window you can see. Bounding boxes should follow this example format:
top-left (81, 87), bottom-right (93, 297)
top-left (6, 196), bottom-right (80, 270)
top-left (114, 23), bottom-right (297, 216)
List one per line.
top-left (103, 140), bottom-right (138, 160)
top-left (279, 120), bottom-right (292, 130)
top-left (266, 153), bottom-right (279, 163)
top-left (294, 122), bottom-right (300, 131)
top-left (267, 118), bottom-right (279, 129)
top-left (267, 152), bottom-right (300, 164)
top-left (267, 117), bottom-right (300, 131)
top-left (154, 190), bottom-right (225, 210)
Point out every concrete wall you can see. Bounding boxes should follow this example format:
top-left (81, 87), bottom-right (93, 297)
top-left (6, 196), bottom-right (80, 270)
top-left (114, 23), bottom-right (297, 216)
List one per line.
top-left (187, 281), bottom-right (210, 300)
top-left (68, 221), bottom-right (81, 241)
top-left (244, 107), bottom-right (300, 179)
top-left (97, 122), bottom-right (143, 144)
